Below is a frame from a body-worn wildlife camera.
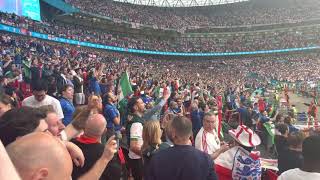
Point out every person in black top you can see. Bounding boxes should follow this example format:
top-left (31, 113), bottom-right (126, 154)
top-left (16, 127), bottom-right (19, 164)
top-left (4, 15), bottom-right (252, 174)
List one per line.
top-left (145, 116), bottom-right (218, 180)
top-left (71, 113), bottom-right (121, 180)
top-left (236, 102), bottom-right (252, 128)
top-left (73, 68), bottom-right (85, 105)
top-left (278, 130), bottom-right (304, 174)
top-left (2, 54), bottom-right (13, 75)
top-left (30, 58), bottom-right (43, 88)
top-left (141, 120), bottom-right (171, 174)
top-left (274, 123), bottom-right (289, 155)
top-left (0, 76), bottom-right (8, 96)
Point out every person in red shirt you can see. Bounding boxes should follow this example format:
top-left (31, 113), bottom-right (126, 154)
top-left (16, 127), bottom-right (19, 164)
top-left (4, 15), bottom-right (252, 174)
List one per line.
top-left (258, 97), bottom-right (266, 113)
top-left (308, 100), bottom-right (318, 128)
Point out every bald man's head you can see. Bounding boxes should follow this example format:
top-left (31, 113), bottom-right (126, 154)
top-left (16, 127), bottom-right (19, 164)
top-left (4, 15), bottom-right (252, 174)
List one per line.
top-left (6, 132), bottom-right (72, 180)
top-left (84, 114), bottom-right (107, 138)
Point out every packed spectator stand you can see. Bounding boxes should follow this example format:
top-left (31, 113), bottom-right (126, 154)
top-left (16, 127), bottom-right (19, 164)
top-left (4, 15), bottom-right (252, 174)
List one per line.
top-left (67, 0), bottom-right (320, 29)
top-left (1, 12), bottom-right (319, 53)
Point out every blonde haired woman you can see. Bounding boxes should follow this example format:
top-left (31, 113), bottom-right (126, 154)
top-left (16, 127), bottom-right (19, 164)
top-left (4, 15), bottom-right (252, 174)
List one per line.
top-left (142, 120), bottom-right (171, 173)
top-left (87, 95), bottom-right (103, 114)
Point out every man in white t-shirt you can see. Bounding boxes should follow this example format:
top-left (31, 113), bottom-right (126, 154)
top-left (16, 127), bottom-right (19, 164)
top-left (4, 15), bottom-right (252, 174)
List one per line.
top-left (195, 112), bottom-right (229, 159)
top-left (22, 80), bottom-right (64, 119)
top-left (278, 135), bottom-right (320, 180)
top-left (126, 96), bottom-right (145, 180)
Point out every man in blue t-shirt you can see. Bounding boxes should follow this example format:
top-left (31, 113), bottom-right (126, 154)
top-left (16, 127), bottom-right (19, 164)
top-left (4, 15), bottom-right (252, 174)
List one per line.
top-left (103, 92), bottom-right (121, 141)
top-left (236, 102), bottom-right (252, 128)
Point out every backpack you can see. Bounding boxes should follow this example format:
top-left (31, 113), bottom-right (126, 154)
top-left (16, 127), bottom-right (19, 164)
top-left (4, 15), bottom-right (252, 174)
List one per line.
top-left (143, 142), bottom-right (171, 160)
top-left (142, 142), bottom-right (171, 169)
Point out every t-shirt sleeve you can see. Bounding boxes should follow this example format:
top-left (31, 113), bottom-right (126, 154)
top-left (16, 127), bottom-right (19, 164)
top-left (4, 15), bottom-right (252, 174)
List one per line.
top-left (130, 122), bottom-right (143, 141)
top-left (260, 116), bottom-right (270, 123)
top-left (194, 132), bottom-right (203, 151)
top-left (21, 97), bottom-right (32, 107)
top-left (21, 99), bottom-right (27, 106)
top-left (277, 174), bottom-right (285, 180)
top-left (54, 99), bottom-right (64, 119)
top-left (143, 99), bottom-right (166, 120)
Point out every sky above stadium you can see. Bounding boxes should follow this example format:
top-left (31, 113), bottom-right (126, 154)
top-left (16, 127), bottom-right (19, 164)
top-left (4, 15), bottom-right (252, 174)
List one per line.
top-left (113, 0), bottom-right (249, 7)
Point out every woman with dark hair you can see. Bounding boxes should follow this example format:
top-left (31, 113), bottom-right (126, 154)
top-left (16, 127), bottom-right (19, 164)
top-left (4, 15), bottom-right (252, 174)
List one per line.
top-left (47, 75), bottom-right (58, 98)
top-left (4, 87), bottom-right (18, 108)
top-left (284, 116), bottom-right (299, 134)
top-left (274, 123), bottom-right (289, 155)
top-left (60, 84), bottom-right (75, 126)
top-left (278, 131), bottom-right (305, 174)
top-left (0, 95), bottom-right (14, 117)
top-left (99, 77), bottom-right (108, 97)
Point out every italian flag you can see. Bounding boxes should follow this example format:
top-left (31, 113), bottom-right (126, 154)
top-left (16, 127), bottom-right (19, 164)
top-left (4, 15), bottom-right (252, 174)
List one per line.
top-left (22, 59), bottom-right (31, 80)
top-left (263, 123), bottom-right (275, 145)
top-left (217, 95), bottom-right (224, 139)
top-left (119, 72), bottom-right (133, 101)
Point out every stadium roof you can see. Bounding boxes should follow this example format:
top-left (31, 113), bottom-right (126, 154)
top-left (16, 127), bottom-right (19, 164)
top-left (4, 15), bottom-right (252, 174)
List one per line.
top-left (113, 0), bottom-right (249, 7)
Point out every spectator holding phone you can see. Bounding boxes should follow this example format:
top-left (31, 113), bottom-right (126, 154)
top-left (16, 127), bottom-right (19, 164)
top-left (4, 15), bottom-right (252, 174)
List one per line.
top-left (195, 112), bottom-right (229, 159)
top-left (71, 113), bottom-right (122, 180)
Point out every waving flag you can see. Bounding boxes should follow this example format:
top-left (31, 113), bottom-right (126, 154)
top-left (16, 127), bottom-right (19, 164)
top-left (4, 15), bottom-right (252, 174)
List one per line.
top-left (119, 72), bottom-right (133, 101)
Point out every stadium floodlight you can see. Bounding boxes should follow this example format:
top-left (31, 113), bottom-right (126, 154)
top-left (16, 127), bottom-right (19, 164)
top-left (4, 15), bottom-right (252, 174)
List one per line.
top-left (113, 0), bottom-right (249, 7)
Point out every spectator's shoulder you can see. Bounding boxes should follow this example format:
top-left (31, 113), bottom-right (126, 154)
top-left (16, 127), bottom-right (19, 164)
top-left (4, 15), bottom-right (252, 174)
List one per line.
top-left (50, 95), bottom-right (60, 103)
top-left (150, 145), bottom-right (172, 158)
top-left (131, 121), bottom-right (143, 128)
top-left (104, 103), bottom-right (113, 110)
top-left (22, 96), bottom-right (33, 105)
top-left (59, 97), bottom-right (65, 103)
top-left (278, 168), bottom-right (298, 180)
top-left (193, 146), bottom-right (212, 159)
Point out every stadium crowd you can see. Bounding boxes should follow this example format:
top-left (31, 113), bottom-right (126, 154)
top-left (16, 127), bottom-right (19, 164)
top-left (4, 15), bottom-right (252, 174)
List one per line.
top-left (66, 0), bottom-right (320, 29)
top-left (1, 29), bottom-right (320, 179)
top-left (1, 12), bottom-right (319, 53)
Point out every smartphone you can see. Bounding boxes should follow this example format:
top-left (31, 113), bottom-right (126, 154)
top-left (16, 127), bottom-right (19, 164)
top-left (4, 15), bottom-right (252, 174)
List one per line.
top-left (227, 140), bottom-right (235, 147)
top-left (114, 131), bottom-right (122, 150)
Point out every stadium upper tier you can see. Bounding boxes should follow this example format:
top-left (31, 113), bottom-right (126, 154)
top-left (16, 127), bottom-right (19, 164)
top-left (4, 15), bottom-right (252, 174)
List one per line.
top-left (66, 0), bottom-right (320, 29)
top-left (1, 32), bottom-right (319, 84)
top-left (1, 12), bottom-right (319, 54)
top-left (113, 0), bottom-right (249, 7)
